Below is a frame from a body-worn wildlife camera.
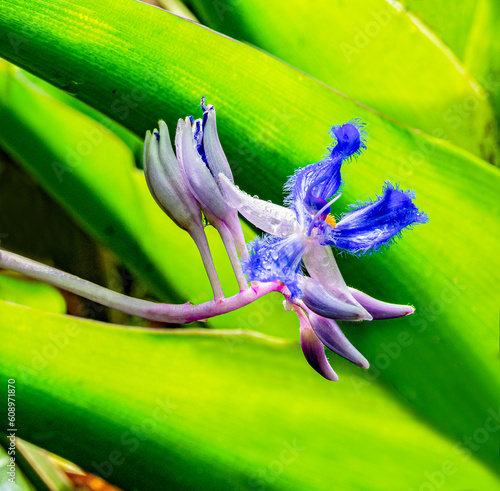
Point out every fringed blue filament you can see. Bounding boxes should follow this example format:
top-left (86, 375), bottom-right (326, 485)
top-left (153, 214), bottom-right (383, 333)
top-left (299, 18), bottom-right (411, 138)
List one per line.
top-left (243, 234), bottom-right (308, 297)
top-left (284, 121), bottom-right (366, 222)
top-left (324, 182), bottom-right (428, 254)
top-left (329, 121), bottom-right (367, 159)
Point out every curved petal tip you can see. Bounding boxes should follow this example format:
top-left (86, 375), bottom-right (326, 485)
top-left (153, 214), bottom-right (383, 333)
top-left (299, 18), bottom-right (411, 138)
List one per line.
top-left (308, 310), bottom-right (369, 369)
top-left (349, 288), bottom-right (416, 319)
top-left (299, 276), bottom-right (369, 322)
top-left (295, 306), bottom-right (339, 381)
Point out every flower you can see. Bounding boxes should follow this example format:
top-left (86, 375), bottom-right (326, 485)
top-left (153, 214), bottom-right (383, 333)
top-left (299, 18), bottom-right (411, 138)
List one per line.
top-left (144, 101), bottom-right (428, 380)
top-left (143, 121), bottom-right (202, 234)
top-left (220, 121), bottom-right (428, 380)
top-left (0, 98), bottom-right (427, 382)
top-left (143, 98), bottom-right (252, 298)
top-left (176, 97), bottom-right (249, 290)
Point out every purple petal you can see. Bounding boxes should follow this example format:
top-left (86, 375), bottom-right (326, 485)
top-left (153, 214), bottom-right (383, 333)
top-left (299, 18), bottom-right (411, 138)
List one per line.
top-left (243, 234), bottom-right (308, 298)
top-left (201, 104), bottom-right (234, 185)
top-left (329, 121), bottom-right (367, 159)
top-left (143, 124), bottom-right (203, 231)
top-left (283, 121), bottom-right (366, 223)
top-left (296, 307), bottom-right (339, 381)
top-left (176, 118), bottom-right (231, 221)
top-left (349, 288), bottom-right (415, 319)
top-left (307, 310), bottom-right (369, 369)
top-left (302, 243), bottom-right (372, 320)
top-left (298, 276), bottom-right (368, 321)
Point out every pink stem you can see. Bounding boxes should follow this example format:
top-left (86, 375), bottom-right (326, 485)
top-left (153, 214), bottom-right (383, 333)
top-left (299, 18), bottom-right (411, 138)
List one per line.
top-left (0, 249), bottom-right (284, 324)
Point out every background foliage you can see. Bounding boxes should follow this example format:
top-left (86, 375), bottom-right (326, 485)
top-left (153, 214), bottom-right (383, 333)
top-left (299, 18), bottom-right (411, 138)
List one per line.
top-left (0, 0), bottom-right (498, 489)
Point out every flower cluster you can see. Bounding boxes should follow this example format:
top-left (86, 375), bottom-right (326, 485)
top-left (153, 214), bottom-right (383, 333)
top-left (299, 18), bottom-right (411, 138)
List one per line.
top-left (144, 99), bottom-right (428, 381)
top-left (0, 98), bottom-right (427, 382)
top-left (143, 97), bottom-right (249, 299)
top-left (219, 120), bottom-right (427, 380)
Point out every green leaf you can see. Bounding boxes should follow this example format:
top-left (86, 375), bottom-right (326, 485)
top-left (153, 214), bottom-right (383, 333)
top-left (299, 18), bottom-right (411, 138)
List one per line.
top-left (401, 0), bottom-right (500, 120)
top-left (400, 0), bottom-right (478, 61)
top-left (0, 62), bottom-right (292, 336)
top-left (0, 272), bottom-right (66, 314)
top-left (21, 70), bottom-right (144, 166)
top-left (0, 438), bottom-right (36, 490)
top-left (0, 147), bottom-right (120, 315)
top-left (1, 299), bottom-right (500, 491)
top-left (0, 437), bottom-right (76, 491)
top-left (188, 0), bottom-right (500, 164)
top-left (0, 0), bottom-right (498, 475)
top-left (456, 1), bottom-right (500, 123)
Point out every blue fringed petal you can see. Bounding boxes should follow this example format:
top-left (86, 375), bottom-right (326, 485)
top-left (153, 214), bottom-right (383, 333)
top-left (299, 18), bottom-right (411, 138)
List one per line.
top-left (329, 120), bottom-right (367, 159)
top-left (325, 182), bottom-right (428, 254)
top-left (284, 159), bottom-right (340, 225)
top-left (242, 233), bottom-right (308, 297)
top-left (284, 121), bottom-right (366, 224)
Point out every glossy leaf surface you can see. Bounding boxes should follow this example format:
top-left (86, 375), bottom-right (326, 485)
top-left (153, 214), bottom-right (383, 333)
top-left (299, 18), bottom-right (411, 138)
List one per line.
top-left (0, 0), bottom-right (498, 482)
top-left (1, 300), bottom-right (499, 490)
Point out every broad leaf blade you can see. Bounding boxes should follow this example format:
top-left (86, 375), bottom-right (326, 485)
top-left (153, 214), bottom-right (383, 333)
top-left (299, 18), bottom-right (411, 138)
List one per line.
top-left (0, 272), bottom-right (66, 314)
top-left (0, 0), bottom-right (498, 473)
top-left (401, 0), bottom-right (477, 60)
top-left (0, 63), bottom-right (295, 338)
top-left (188, 0), bottom-right (500, 163)
top-left (1, 299), bottom-right (499, 491)
top-left (402, 0), bottom-right (500, 122)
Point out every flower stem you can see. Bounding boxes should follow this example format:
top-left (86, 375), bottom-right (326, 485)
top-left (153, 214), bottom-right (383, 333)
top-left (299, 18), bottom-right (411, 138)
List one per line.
top-left (216, 221), bottom-right (249, 291)
top-left (205, 210), bottom-right (249, 291)
top-left (188, 225), bottom-right (225, 300)
top-left (0, 249), bottom-right (283, 323)
top-left (227, 213), bottom-right (249, 261)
